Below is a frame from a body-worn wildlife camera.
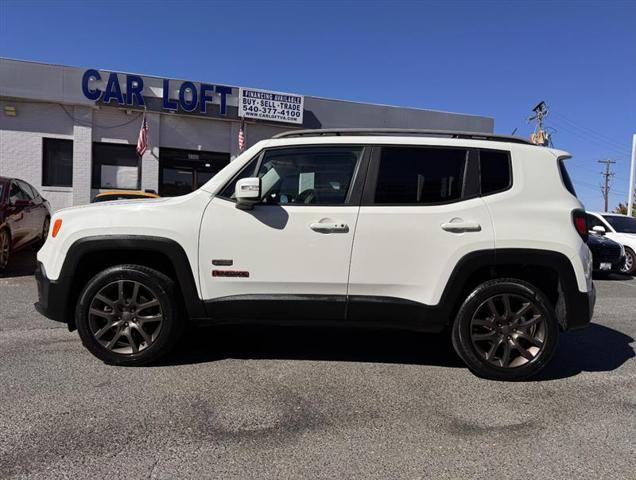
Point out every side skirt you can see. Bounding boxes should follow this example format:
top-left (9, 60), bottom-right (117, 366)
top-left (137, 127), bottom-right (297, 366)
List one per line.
top-left (201, 294), bottom-right (447, 333)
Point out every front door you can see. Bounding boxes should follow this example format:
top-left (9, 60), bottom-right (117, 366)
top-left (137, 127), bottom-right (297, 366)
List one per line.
top-left (6, 181), bottom-right (30, 249)
top-left (198, 145), bottom-right (367, 321)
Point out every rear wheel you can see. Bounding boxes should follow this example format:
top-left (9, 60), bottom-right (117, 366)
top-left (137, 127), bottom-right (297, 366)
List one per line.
top-left (76, 264), bottom-right (183, 365)
top-left (621, 247), bottom-right (635, 275)
top-left (0, 228), bottom-right (10, 272)
top-left (452, 278), bottom-right (559, 380)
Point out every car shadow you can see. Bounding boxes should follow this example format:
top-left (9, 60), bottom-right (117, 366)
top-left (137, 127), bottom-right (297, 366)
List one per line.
top-left (0, 249), bottom-right (37, 278)
top-left (593, 272), bottom-right (634, 281)
top-left (156, 324), bottom-right (464, 369)
top-left (154, 322), bottom-right (634, 381)
top-left (535, 323), bottom-right (634, 381)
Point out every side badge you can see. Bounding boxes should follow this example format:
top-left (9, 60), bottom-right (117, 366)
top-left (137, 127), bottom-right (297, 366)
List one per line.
top-left (212, 259), bottom-right (233, 266)
top-left (212, 270), bottom-right (249, 278)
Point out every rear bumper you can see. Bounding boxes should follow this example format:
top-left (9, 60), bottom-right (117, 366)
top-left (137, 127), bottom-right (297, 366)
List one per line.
top-left (34, 262), bottom-right (71, 326)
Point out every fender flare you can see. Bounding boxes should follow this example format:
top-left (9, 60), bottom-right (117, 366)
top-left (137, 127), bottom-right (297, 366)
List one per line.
top-left (57, 235), bottom-right (207, 323)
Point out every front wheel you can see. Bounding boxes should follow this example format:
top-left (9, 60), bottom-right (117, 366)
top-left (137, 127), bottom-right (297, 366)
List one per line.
top-left (76, 264), bottom-right (183, 366)
top-left (452, 278), bottom-right (559, 381)
top-left (621, 247), bottom-right (635, 275)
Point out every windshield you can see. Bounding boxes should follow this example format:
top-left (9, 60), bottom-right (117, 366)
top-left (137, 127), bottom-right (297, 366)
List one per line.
top-left (603, 215), bottom-right (636, 234)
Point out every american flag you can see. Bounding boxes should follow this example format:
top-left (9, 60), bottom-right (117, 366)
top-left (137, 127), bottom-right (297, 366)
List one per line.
top-left (238, 117), bottom-right (246, 152)
top-left (136, 113), bottom-right (149, 156)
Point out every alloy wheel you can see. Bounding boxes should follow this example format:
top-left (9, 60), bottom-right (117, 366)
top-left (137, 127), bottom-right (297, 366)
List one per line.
top-left (88, 280), bottom-right (164, 354)
top-left (470, 294), bottom-right (547, 368)
top-left (621, 249), bottom-right (634, 274)
top-left (0, 230), bottom-right (9, 270)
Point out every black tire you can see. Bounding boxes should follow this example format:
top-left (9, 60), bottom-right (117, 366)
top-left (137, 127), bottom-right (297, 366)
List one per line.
top-left (0, 227), bottom-right (10, 273)
top-left (451, 278), bottom-right (559, 381)
top-left (76, 264), bottom-right (183, 366)
top-left (622, 247), bottom-right (635, 276)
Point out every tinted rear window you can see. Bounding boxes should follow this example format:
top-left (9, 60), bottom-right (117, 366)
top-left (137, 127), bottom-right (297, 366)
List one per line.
top-left (558, 159), bottom-right (577, 196)
top-left (374, 147), bottom-right (467, 204)
top-left (480, 150), bottom-right (511, 194)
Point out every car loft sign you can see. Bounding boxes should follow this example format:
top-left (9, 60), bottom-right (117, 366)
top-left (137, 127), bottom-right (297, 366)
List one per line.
top-left (239, 88), bottom-right (304, 125)
top-left (81, 69), bottom-right (233, 115)
top-left (80, 69), bottom-right (304, 124)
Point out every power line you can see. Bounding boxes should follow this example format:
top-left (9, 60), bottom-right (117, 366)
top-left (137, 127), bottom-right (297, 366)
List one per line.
top-left (551, 112), bottom-right (630, 153)
top-left (548, 120), bottom-right (630, 158)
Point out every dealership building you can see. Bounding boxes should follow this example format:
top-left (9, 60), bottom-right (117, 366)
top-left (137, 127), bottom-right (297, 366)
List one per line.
top-left (0, 58), bottom-right (494, 212)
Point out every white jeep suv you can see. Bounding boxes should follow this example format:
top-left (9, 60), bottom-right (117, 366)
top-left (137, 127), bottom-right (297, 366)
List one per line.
top-left (35, 129), bottom-right (595, 380)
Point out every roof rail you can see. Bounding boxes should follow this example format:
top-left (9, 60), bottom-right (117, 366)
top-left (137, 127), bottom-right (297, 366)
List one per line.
top-left (272, 128), bottom-right (534, 145)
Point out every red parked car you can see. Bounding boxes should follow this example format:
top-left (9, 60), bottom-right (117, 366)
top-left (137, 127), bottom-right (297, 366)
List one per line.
top-left (0, 176), bottom-right (51, 272)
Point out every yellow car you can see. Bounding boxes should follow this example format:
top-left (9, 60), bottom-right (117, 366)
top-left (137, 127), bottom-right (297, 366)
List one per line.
top-left (92, 190), bottom-right (160, 203)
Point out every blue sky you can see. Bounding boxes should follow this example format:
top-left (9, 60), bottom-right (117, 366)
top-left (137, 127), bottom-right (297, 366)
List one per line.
top-left (1, 0), bottom-right (634, 211)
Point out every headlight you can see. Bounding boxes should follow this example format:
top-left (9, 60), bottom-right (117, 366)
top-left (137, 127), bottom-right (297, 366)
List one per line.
top-left (620, 243), bottom-right (626, 256)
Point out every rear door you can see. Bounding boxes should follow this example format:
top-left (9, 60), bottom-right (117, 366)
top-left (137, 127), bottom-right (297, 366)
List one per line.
top-left (347, 145), bottom-right (495, 326)
top-left (198, 145), bottom-right (368, 321)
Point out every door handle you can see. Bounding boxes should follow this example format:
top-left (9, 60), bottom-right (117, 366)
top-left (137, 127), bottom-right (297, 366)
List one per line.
top-left (310, 222), bottom-right (349, 233)
top-left (441, 220), bottom-right (481, 233)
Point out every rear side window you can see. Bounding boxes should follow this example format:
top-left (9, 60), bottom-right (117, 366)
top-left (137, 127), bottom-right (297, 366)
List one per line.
top-left (558, 159), bottom-right (577, 197)
top-left (480, 150), bottom-right (511, 195)
top-left (374, 147), bottom-right (467, 204)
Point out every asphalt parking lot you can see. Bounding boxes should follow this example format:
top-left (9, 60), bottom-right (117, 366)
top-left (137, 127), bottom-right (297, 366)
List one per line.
top-left (0, 250), bottom-right (634, 480)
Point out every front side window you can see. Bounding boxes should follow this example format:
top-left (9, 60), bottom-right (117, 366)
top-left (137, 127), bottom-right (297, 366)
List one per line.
top-left (43, 138), bottom-right (73, 187)
top-left (16, 180), bottom-right (36, 200)
top-left (92, 143), bottom-right (140, 190)
top-left (9, 182), bottom-right (29, 203)
top-left (602, 215), bottom-right (636, 234)
top-left (374, 146), bottom-right (467, 204)
top-left (218, 156), bottom-right (260, 199)
top-left (255, 147), bottom-right (361, 205)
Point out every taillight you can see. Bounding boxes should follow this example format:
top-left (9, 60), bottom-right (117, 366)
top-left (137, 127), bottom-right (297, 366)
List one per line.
top-left (52, 219), bottom-right (62, 238)
top-left (572, 210), bottom-right (588, 242)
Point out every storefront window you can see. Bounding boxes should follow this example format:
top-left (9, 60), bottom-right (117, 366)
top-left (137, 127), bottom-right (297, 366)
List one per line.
top-left (159, 148), bottom-right (230, 196)
top-left (92, 143), bottom-right (140, 190)
top-left (42, 138), bottom-right (73, 187)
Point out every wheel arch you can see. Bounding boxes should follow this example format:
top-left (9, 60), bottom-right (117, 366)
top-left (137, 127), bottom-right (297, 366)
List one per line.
top-left (440, 249), bottom-right (588, 331)
top-left (58, 236), bottom-right (206, 330)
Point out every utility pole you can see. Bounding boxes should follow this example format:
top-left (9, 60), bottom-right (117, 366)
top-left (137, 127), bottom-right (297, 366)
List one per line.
top-left (598, 159), bottom-right (616, 212)
top-left (528, 101), bottom-right (551, 146)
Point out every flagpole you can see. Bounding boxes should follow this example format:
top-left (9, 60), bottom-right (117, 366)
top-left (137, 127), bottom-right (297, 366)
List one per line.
top-left (628, 133), bottom-right (635, 217)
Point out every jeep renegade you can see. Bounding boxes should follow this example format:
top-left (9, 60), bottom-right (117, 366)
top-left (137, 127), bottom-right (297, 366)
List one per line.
top-left (35, 129), bottom-right (595, 380)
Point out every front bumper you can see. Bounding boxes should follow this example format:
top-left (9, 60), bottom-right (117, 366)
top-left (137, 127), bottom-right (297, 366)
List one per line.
top-left (34, 262), bottom-right (71, 326)
top-left (592, 255), bottom-right (626, 273)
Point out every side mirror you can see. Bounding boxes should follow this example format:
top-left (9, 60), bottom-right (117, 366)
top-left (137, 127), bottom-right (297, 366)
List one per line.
top-left (592, 225), bottom-right (606, 235)
top-left (235, 177), bottom-right (261, 210)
